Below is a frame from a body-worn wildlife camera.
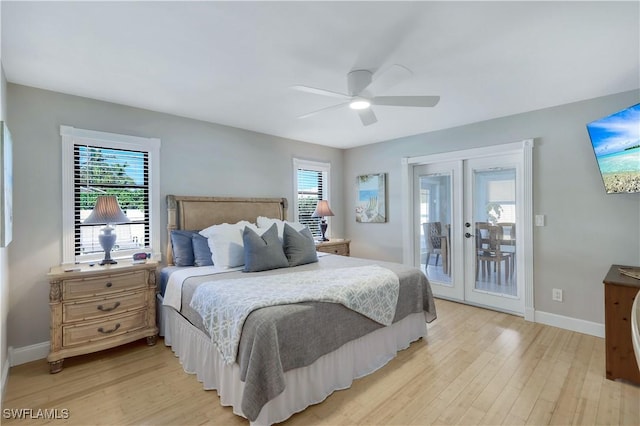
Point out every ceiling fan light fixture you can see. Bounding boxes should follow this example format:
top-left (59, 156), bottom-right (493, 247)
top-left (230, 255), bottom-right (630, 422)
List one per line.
top-left (293, 65), bottom-right (440, 126)
top-left (349, 99), bottom-right (371, 110)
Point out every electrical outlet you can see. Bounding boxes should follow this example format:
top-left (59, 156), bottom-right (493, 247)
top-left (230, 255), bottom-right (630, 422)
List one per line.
top-left (552, 288), bottom-right (563, 302)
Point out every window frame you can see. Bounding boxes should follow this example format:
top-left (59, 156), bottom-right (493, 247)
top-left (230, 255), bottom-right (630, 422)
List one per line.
top-left (293, 158), bottom-right (331, 240)
top-left (60, 125), bottom-right (161, 264)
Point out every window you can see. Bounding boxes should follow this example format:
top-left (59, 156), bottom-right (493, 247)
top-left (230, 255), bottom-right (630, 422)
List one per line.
top-left (61, 126), bottom-right (160, 264)
top-left (293, 158), bottom-right (330, 239)
top-left (486, 174), bottom-right (516, 223)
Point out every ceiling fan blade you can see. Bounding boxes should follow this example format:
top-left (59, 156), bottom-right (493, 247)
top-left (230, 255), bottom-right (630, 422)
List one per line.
top-left (297, 102), bottom-right (349, 119)
top-left (290, 85), bottom-right (352, 100)
top-left (347, 70), bottom-right (373, 96)
top-left (372, 95), bottom-right (440, 107)
top-left (368, 64), bottom-right (413, 95)
top-left (357, 108), bottom-right (377, 126)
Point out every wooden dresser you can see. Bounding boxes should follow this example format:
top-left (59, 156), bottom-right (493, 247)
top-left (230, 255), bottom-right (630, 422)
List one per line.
top-left (603, 264), bottom-right (640, 384)
top-left (316, 239), bottom-right (350, 256)
top-left (47, 260), bottom-right (158, 373)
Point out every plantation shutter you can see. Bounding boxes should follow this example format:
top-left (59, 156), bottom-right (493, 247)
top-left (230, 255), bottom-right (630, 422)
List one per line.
top-left (74, 144), bottom-right (150, 256)
top-left (296, 168), bottom-right (323, 237)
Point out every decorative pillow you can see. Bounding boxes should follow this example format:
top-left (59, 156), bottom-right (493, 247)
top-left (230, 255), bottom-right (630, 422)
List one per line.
top-left (256, 216), bottom-right (306, 239)
top-left (192, 233), bottom-right (213, 267)
top-left (283, 223), bottom-right (318, 267)
top-left (199, 221), bottom-right (254, 268)
top-left (242, 223), bottom-right (289, 272)
top-left (170, 230), bottom-right (196, 266)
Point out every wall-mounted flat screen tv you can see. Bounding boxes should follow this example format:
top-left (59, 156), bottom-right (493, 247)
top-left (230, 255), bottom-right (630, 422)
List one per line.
top-left (586, 103), bottom-right (640, 194)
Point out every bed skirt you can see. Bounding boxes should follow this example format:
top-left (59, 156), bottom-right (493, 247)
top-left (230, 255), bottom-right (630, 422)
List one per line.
top-left (157, 294), bottom-right (427, 425)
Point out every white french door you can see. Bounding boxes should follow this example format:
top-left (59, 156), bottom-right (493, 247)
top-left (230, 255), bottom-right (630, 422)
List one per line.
top-left (413, 161), bottom-right (463, 301)
top-left (462, 155), bottom-right (522, 314)
top-left (409, 143), bottom-right (531, 316)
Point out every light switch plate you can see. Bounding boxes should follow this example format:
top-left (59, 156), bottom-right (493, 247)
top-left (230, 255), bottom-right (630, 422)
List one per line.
top-left (535, 214), bottom-right (545, 226)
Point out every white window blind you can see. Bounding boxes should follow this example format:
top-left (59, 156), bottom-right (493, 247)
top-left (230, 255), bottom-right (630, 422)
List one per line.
top-left (74, 145), bottom-right (149, 256)
top-left (293, 159), bottom-right (331, 239)
top-left (297, 168), bottom-right (323, 237)
top-left (61, 126), bottom-right (161, 264)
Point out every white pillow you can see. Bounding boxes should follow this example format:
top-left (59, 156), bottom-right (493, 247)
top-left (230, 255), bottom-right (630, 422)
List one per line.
top-left (199, 221), bottom-right (255, 268)
top-left (256, 216), bottom-right (306, 239)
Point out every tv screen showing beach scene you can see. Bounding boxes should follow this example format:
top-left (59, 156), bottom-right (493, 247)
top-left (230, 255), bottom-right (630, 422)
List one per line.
top-left (586, 103), bottom-right (640, 194)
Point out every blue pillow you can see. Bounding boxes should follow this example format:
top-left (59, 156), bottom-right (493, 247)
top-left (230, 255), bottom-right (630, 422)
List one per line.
top-left (192, 233), bottom-right (213, 267)
top-left (170, 230), bottom-right (196, 266)
top-left (283, 223), bottom-right (318, 267)
top-left (242, 224), bottom-right (288, 272)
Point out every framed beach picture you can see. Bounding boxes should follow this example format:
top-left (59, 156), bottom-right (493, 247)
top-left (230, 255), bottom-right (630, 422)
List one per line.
top-left (356, 173), bottom-right (387, 223)
top-left (0, 122), bottom-right (13, 247)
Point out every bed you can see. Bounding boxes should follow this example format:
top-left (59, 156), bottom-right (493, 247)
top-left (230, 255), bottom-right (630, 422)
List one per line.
top-left (158, 195), bottom-right (436, 425)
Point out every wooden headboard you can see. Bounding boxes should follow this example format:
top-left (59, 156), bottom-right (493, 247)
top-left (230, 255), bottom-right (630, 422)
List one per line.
top-left (166, 195), bottom-right (288, 265)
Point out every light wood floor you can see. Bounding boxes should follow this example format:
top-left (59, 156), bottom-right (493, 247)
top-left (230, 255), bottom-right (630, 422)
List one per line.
top-left (3, 299), bottom-right (639, 425)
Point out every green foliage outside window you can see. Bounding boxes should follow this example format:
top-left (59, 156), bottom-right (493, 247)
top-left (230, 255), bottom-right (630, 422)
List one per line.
top-left (298, 197), bottom-right (320, 235)
top-left (77, 147), bottom-right (146, 211)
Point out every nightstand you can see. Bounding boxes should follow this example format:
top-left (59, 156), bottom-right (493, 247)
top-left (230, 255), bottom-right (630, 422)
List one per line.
top-left (316, 239), bottom-right (351, 256)
top-left (47, 260), bottom-right (159, 373)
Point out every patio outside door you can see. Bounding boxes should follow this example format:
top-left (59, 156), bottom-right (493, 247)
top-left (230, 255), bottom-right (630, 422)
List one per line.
top-left (414, 153), bottom-right (524, 315)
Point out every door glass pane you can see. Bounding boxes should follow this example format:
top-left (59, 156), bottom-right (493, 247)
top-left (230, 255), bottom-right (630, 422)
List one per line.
top-left (419, 173), bottom-right (452, 285)
top-left (473, 168), bottom-right (517, 296)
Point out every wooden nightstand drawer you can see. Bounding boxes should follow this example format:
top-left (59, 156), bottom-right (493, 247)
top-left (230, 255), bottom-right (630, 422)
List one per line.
top-left (317, 244), bottom-right (349, 256)
top-left (316, 239), bottom-right (351, 257)
top-left (63, 310), bottom-right (147, 347)
top-left (63, 291), bottom-right (147, 323)
top-left (63, 270), bottom-right (147, 300)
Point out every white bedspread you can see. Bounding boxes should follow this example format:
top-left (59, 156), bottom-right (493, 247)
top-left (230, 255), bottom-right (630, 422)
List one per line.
top-left (189, 265), bottom-right (400, 364)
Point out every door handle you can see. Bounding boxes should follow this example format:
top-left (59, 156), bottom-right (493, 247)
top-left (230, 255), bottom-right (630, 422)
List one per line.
top-left (465, 232), bottom-right (474, 238)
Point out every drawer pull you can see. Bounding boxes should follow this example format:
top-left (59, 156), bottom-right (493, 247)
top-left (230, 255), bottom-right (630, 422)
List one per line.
top-left (105, 282), bottom-right (113, 288)
top-left (97, 302), bottom-right (121, 312)
top-left (97, 323), bottom-right (121, 334)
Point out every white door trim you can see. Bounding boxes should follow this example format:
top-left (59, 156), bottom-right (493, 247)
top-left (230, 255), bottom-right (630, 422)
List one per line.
top-left (402, 139), bottom-right (535, 321)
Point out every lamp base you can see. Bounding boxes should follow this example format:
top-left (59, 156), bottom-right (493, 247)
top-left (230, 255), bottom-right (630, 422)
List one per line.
top-left (99, 226), bottom-right (118, 266)
top-left (320, 220), bottom-right (329, 242)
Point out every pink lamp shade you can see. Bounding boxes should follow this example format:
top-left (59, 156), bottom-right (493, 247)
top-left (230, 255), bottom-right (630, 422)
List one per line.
top-left (311, 200), bottom-right (334, 218)
top-left (312, 200), bottom-right (334, 241)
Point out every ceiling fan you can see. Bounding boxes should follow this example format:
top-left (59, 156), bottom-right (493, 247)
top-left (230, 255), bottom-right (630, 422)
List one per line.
top-left (292, 64), bottom-right (440, 126)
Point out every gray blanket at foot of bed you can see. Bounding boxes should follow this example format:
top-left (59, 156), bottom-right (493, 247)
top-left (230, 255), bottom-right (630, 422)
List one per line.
top-left (176, 255), bottom-right (436, 421)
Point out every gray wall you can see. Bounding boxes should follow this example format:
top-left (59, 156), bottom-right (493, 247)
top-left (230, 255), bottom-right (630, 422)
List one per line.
top-left (344, 90), bottom-right (640, 324)
top-left (5, 81), bottom-right (640, 350)
top-left (6, 84), bottom-right (344, 349)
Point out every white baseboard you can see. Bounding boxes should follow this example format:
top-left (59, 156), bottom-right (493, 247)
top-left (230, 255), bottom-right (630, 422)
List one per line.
top-left (8, 342), bottom-right (49, 367)
top-left (535, 310), bottom-right (604, 338)
top-left (524, 306), bottom-right (535, 322)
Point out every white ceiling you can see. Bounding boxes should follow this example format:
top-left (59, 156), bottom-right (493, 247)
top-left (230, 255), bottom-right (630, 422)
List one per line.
top-left (2, 1), bottom-right (639, 149)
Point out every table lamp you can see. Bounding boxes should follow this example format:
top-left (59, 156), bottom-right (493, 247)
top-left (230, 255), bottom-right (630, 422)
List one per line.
top-left (83, 195), bottom-right (130, 265)
top-left (312, 200), bottom-right (334, 241)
